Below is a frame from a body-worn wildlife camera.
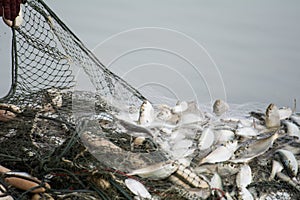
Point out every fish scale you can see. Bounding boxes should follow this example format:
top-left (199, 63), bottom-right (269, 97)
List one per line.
top-left (230, 132), bottom-right (279, 163)
top-left (81, 98), bottom-right (300, 199)
top-left (276, 149), bottom-right (298, 177)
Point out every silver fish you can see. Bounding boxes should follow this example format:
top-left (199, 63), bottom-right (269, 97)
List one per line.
top-left (172, 101), bottom-right (188, 114)
top-left (235, 127), bottom-right (259, 138)
top-left (138, 101), bottom-right (154, 126)
top-left (200, 140), bottom-right (238, 164)
top-left (278, 107), bottom-right (293, 120)
top-left (230, 132), bottom-right (279, 163)
top-left (156, 105), bottom-right (172, 121)
top-left (217, 162), bottom-right (240, 177)
top-left (236, 164), bottom-right (252, 188)
top-left (276, 172), bottom-right (300, 192)
top-left (198, 127), bottom-right (215, 150)
top-left (125, 178), bottom-right (152, 199)
top-left (265, 103), bottom-right (280, 128)
top-left (118, 118), bottom-right (153, 137)
top-left (209, 172), bottom-right (223, 191)
top-left (180, 113), bottom-right (204, 125)
top-left (214, 129), bottom-right (235, 144)
top-left (127, 160), bottom-right (178, 180)
top-left (283, 121), bottom-right (300, 139)
top-left (239, 187), bottom-right (254, 200)
top-left (269, 160), bottom-right (283, 180)
top-left (276, 149), bottom-right (298, 177)
top-left (213, 99), bottom-right (229, 116)
top-left (291, 115), bottom-right (300, 126)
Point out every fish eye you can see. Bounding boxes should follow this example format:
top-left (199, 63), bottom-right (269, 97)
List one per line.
top-left (172, 161), bottom-right (179, 167)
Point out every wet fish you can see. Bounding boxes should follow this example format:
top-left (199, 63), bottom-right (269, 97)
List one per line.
top-left (172, 139), bottom-right (193, 151)
top-left (156, 104), bottom-right (181, 124)
top-left (236, 164), bottom-right (252, 188)
top-left (118, 118), bottom-right (153, 137)
top-left (265, 103), bottom-right (280, 128)
top-left (199, 140), bottom-right (237, 164)
top-left (276, 149), bottom-right (298, 177)
top-left (180, 113), bottom-right (204, 125)
top-left (172, 101), bottom-right (188, 114)
top-left (235, 127), bottom-right (259, 138)
top-left (236, 164), bottom-right (254, 200)
top-left (198, 127), bottom-right (215, 150)
top-left (239, 187), bottom-right (254, 200)
top-left (127, 160), bottom-right (178, 180)
top-left (156, 104), bottom-right (172, 121)
top-left (291, 115), bottom-right (300, 126)
top-left (214, 129), bottom-right (235, 144)
top-left (138, 101), bottom-right (154, 126)
top-left (276, 172), bottom-right (300, 192)
top-left (230, 132), bottom-right (279, 163)
top-left (283, 121), bottom-right (300, 139)
top-left (125, 178), bottom-right (152, 199)
top-left (213, 99), bottom-right (229, 116)
top-left (278, 107), bottom-right (293, 120)
top-left (210, 172), bottom-right (223, 191)
top-left (216, 162), bottom-right (240, 177)
top-left (269, 160), bottom-right (283, 180)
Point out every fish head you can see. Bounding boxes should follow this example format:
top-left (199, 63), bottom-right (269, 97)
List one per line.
top-left (138, 100), bottom-right (154, 126)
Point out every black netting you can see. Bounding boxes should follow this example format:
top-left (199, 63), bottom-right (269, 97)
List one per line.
top-left (0, 0), bottom-right (145, 110)
top-left (0, 0), bottom-right (152, 199)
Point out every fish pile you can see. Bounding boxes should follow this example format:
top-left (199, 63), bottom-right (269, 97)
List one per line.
top-left (82, 98), bottom-right (300, 200)
top-left (3, 89), bottom-right (299, 199)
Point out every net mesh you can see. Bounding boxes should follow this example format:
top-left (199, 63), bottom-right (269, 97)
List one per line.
top-left (1, 1), bottom-right (300, 200)
top-left (0, 0), bottom-right (157, 199)
top-left (1, 0), bottom-right (145, 110)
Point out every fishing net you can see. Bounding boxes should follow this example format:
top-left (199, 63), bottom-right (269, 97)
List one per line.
top-left (0, 0), bottom-right (145, 110)
top-left (1, 0), bottom-right (300, 200)
top-left (0, 0), bottom-right (159, 199)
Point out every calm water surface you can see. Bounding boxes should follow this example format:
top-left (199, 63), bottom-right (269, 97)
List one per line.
top-left (1, 0), bottom-right (299, 108)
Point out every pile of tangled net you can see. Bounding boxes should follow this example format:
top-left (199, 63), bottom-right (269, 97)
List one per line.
top-left (1, 0), bottom-right (300, 200)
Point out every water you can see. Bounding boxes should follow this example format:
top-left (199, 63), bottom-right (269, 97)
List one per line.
top-left (1, 0), bottom-right (300, 107)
